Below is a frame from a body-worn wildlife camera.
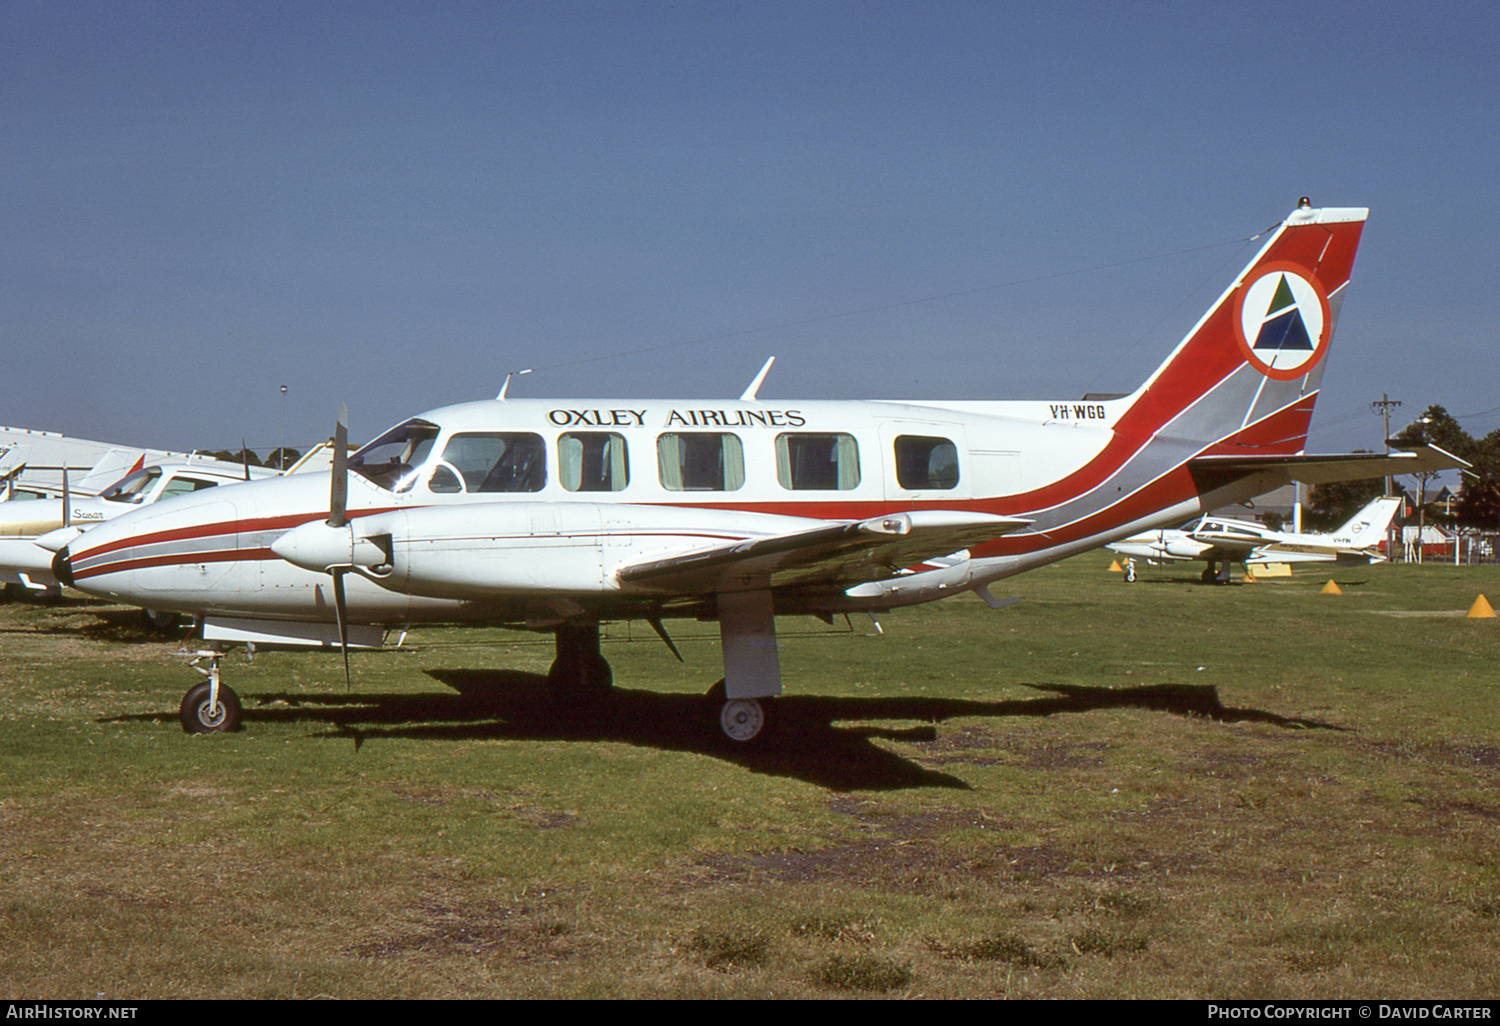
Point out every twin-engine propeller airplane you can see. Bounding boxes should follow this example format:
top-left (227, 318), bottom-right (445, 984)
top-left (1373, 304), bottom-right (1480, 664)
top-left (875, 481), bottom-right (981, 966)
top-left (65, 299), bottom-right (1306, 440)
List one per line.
top-left (1, 457), bottom-right (280, 599)
top-left (1108, 495), bottom-right (1403, 583)
top-left (54, 202), bottom-right (1463, 743)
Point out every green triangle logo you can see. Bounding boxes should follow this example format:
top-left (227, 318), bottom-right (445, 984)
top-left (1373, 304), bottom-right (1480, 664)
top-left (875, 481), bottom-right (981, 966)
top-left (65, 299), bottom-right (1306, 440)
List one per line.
top-left (1266, 274), bottom-right (1297, 318)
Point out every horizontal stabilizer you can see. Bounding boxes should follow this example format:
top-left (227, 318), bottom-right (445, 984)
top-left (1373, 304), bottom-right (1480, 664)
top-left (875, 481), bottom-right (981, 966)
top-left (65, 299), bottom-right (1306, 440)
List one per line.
top-left (617, 510), bottom-right (1029, 593)
top-left (1189, 444), bottom-right (1467, 488)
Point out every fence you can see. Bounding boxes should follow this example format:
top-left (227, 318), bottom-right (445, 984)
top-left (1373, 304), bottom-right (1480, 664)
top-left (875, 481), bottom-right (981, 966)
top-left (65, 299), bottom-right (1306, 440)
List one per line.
top-left (1393, 530), bottom-right (1500, 566)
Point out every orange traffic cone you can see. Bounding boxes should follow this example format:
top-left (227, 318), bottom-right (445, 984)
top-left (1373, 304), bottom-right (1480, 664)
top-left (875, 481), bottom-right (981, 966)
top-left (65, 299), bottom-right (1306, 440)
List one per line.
top-left (1466, 595), bottom-right (1496, 618)
top-left (1321, 580), bottom-right (1343, 595)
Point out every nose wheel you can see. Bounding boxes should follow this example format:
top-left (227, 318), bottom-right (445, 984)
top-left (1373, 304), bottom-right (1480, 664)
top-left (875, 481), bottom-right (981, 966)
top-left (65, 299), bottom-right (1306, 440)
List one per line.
top-left (181, 651), bottom-right (242, 733)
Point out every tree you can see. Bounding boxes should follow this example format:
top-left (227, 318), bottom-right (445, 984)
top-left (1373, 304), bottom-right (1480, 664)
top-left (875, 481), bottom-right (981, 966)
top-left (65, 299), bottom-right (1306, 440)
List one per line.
top-left (264, 447), bottom-right (303, 472)
top-left (1306, 471), bottom-right (1386, 531)
top-left (200, 448), bottom-right (264, 468)
top-left (1459, 429), bottom-right (1500, 529)
top-left (1388, 405), bottom-right (1492, 529)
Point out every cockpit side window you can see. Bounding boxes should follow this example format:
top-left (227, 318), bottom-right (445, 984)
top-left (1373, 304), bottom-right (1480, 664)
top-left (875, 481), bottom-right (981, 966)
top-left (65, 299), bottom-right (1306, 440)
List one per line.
top-left (350, 419), bottom-right (441, 492)
top-left (101, 467), bottom-right (162, 504)
top-left (432, 433), bottom-right (546, 494)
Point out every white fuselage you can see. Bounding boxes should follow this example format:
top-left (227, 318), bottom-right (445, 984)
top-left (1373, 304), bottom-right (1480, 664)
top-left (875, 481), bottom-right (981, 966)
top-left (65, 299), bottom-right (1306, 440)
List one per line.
top-left (61, 394), bottom-right (1237, 625)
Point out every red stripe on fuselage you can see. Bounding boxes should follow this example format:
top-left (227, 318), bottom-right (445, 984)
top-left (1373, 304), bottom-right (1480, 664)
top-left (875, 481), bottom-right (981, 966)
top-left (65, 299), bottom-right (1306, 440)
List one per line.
top-left (68, 507), bottom-right (403, 581)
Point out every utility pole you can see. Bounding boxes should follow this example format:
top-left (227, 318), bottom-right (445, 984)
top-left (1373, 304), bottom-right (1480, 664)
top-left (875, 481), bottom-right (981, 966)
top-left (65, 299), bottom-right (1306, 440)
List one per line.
top-left (1371, 394), bottom-right (1402, 561)
top-left (1371, 394), bottom-right (1401, 496)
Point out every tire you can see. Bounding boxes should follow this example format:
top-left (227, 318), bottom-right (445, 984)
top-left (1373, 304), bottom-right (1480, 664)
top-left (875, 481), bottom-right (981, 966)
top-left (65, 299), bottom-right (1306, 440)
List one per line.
top-left (719, 698), bottom-right (767, 743)
top-left (180, 682), bottom-right (242, 734)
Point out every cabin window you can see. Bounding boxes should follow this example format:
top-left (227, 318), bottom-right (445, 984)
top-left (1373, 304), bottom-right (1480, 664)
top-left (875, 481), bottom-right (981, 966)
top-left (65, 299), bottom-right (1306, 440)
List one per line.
top-left (657, 433), bottom-right (744, 491)
top-left (159, 477), bottom-right (219, 500)
top-left (559, 432), bottom-right (628, 492)
top-left (431, 432), bottom-right (545, 493)
top-left (775, 433), bottom-right (860, 490)
top-left (893, 435), bottom-right (959, 490)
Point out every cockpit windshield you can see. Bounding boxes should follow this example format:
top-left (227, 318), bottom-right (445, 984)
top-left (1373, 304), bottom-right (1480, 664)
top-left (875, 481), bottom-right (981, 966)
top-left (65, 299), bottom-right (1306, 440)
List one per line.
top-left (100, 467), bottom-right (162, 504)
top-left (348, 419), bottom-right (440, 492)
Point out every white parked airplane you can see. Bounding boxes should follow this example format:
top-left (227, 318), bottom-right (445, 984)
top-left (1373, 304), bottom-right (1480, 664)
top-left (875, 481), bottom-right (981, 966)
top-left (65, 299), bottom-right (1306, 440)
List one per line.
top-left (0, 425), bottom-right (206, 502)
top-left (1108, 495), bottom-right (1402, 583)
top-left (53, 202), bottom-right (1463, 742)
top-left (1, 458), bottom-right (280, 598)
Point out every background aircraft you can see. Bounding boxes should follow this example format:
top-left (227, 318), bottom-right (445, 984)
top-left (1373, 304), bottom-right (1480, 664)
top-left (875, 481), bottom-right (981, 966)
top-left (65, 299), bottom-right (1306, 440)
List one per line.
top-left (1, 457), bottom-right (282, 600)
top-left (1108, 495), bottom-right (1404, 583)
top-left (0, 425), bottom-right (214, 502)
top-left (53, 202), bottom-right (1463, 743)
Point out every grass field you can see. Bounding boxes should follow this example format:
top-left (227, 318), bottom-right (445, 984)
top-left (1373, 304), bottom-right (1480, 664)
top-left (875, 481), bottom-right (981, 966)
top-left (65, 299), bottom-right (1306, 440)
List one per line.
top-left (2, 556), bottom-right (1498, 999)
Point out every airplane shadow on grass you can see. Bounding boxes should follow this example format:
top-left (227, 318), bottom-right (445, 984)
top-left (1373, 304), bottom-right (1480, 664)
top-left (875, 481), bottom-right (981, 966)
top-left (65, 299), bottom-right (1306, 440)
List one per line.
top-left (120, 670), bottom-right (1347, 792)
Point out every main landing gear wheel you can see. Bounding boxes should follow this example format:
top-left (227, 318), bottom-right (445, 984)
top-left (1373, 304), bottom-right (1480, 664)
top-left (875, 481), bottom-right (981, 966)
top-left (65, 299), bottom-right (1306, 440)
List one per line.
top-left (719, 699), bottom-right (766, 743)
top-left (180, 681), bottom-right (241, 734)
top-left (705, 679), bottom-right (773, 744)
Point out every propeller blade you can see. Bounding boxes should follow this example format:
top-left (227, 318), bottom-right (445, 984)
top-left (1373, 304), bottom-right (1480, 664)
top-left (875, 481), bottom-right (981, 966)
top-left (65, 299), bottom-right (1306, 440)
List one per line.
top-left (241, 438), bottom-right (251, 481)
top-left (61, 465), bottom-right (70, 528)
top-left (329, 403), bottom-right (348, 529)
top-left (331, 567), bottom-right (351, 692)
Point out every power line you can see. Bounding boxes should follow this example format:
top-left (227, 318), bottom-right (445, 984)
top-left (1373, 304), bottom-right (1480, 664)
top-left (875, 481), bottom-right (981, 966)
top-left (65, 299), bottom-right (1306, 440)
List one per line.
top-left (528, 234), bottom-right (1260, 378)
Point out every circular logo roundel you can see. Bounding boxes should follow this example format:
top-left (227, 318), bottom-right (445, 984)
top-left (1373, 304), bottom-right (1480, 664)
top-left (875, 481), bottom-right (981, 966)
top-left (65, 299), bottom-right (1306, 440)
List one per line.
top-left (1233, 263), bottom-right (1331, 380)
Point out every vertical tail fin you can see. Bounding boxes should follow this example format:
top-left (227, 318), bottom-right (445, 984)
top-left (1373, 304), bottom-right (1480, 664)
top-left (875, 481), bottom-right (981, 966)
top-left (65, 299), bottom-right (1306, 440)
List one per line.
top-left (1334, 496), bottom-right (1402, 545)
top-left (1119, 202), bottom-right (1368, 457)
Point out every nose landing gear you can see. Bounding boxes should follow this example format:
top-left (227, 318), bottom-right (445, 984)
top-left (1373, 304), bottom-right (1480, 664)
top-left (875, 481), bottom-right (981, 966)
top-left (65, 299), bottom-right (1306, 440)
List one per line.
top-left (181, 650), bottom-right (242, 733)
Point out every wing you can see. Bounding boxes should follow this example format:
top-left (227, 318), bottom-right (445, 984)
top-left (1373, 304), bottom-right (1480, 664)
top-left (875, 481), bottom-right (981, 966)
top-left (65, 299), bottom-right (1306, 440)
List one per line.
top-left (616, 510), bottom-right (1030, 594)
top-left (1249, 545), bottom-right (1385, 565)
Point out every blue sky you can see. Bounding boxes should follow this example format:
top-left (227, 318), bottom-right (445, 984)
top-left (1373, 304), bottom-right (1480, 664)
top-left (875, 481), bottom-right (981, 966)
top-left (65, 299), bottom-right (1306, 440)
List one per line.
top-left (4, 0), bottom-right (1497, 456)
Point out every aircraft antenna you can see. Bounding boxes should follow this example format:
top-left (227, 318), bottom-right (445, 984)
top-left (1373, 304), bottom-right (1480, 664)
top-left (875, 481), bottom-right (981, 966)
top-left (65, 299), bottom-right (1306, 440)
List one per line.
top-left (739, 357), bottom-right (776, 402)
top-left (496, 369), bottom-right (533, 401)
